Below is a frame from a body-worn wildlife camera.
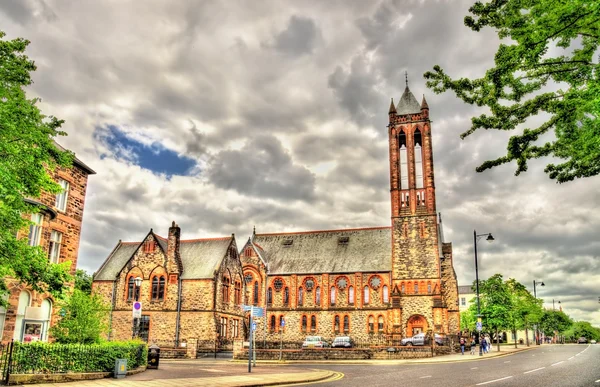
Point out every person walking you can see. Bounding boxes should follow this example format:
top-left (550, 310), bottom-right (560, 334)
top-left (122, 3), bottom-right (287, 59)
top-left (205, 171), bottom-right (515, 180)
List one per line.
top-left (460, 336), bottom-right (465, 355)
top-left (470, 337), bottom-right (476, 355)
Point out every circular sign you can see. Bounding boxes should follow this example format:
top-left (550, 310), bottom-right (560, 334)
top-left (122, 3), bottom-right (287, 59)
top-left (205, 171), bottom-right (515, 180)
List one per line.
top-left (134, 302), bottom-right (142, 310)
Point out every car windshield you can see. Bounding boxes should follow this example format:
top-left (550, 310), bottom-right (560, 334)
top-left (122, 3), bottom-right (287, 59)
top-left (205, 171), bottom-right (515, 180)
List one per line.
top-left (306, 337), bottom-right (321, 342)
top-left (334, 337), bottom-right (349, 342)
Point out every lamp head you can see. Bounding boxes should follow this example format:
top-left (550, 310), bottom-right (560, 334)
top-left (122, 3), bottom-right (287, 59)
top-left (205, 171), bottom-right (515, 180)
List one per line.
top-left (486, 233), bottom-right (494, 243)
top-left (134, 277), bottom-right (143, 287)
top-left (540, 281), bottom-right (545, 287)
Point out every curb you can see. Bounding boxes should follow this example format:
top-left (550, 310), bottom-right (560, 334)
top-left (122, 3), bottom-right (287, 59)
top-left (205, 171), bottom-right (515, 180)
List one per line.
top-left (242, 370), bottom-right (338, 387)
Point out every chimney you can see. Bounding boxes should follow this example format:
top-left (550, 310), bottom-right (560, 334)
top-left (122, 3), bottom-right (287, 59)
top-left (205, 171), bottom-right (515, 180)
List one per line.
top-left (167, 221), bottom-right (181, 269)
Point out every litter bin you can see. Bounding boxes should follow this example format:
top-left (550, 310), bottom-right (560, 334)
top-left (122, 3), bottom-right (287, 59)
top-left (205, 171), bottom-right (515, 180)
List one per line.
top-left (147, 344), bottom-right (160, 369)
top-left (114, 359), bottom-right (127, 379)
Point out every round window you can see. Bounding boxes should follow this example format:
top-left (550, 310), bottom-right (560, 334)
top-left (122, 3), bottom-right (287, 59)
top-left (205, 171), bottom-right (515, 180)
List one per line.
top-left (273, 278), bottom-right (284, 291)
top-left (369, 276), bottom-right (381, 289)
top-left (244, 273), bottom-right (253, 284)
top-left (336, 277), bottom-right (348, 290)
top-left (305, 278), bottom-right (315, 291)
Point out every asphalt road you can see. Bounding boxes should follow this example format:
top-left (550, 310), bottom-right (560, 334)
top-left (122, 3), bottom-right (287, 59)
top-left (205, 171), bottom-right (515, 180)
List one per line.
top-left (307, 345), bottom-right (600, 387)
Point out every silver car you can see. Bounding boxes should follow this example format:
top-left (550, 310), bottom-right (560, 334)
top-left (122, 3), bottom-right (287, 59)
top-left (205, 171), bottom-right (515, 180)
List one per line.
top-left (401, 333), bottom-right (444, 346)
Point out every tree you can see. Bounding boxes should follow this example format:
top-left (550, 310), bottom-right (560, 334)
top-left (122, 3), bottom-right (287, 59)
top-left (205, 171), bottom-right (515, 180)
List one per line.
top-left (563, 321), bottom-right (600, 342)
top-left (50, 289), bottom-right (109, 344)
top-left (424, 0), bottom-right (600, 183)
top-left (539, 310), bottom-right (573, 341)
top-left (506, 278), bottom-right (543, 347)
top-left (477, 274), bottom-right (514, 351)
top-left (0, 31), bottom-right (73, 305)
top-left (75, 269), bottom-right (93, 295)
top-left (460, 309), bottom-right (477, 332)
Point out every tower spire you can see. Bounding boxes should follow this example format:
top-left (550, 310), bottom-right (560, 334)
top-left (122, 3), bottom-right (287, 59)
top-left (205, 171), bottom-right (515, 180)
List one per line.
top-left (405, 71), bottom-right (409, 88)
top-left (388, 98), bottom-right (397, 114)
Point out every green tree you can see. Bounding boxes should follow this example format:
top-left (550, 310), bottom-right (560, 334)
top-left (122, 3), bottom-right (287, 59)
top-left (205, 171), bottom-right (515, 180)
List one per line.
top-left (460, 309), bottom-right (477, 332)
top-left (0, 31), bottom-right (73, 305)
top-left (539, 310), bottom-right (573, 341)
top-left (477, 274), bottom-right (513, 350)
top-left (50, 289), bottom-right (109, 344)
top-left (563, 321), bottom-right (600, 342)
top-left (506, 278), bottom-right (543, 347)
top-left (424, 0), bottom-right (600, 183)
top-left (74, 269), bottom-right (93, 294)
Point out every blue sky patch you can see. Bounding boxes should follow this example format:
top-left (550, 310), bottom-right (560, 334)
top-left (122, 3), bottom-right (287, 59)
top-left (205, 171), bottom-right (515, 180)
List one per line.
top-left (94, 125), bottom-right (197, 177)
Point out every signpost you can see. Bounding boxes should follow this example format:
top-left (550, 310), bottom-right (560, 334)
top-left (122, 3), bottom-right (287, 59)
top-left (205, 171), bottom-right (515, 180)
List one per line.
top-left (476, 321), bottom-right (482, 332)
top-left (279, 317), bottom-right (285, 361)
top-left (243, 305), bottom-right (264, 373)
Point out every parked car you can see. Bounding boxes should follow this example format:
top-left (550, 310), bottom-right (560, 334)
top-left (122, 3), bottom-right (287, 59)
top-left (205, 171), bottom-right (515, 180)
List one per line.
top-left (401, 333), bottom-right (444, 346)
top-left (302, 336), bottom-right (329, 349)
top-left (591, 340), bottom-right (597, 344)
top-left (577, 337), bottom-right (587, 344)
top-left (331, 336), bottom-right (354, 348)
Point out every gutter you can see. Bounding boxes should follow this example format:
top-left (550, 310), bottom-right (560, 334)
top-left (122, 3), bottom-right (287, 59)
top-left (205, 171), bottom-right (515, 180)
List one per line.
top-left (175, 275), bottom-right (183, 345)
top-left (108, 280), bottom-right (117, 340)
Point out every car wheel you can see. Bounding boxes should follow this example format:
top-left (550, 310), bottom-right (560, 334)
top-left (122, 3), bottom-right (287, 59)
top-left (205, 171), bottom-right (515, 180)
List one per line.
top-left (406, 342), bottom-right (412, 347)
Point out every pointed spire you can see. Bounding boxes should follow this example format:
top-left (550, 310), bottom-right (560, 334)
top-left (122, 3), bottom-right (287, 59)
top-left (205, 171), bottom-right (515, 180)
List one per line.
top-left (388, 98), bottom-right (397, 114)
top-left (405, 71), bottom-right (409, 88)
top-left (421, 94), bottom-right (429, 110)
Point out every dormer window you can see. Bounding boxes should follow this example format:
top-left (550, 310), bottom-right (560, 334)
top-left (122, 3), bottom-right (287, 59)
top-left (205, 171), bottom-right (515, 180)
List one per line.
top-left (337, 236), bottom-right (349, 245)
top-left (282, 239), bottom-right (293, 247)
top-left (143, 240), bottom-right (156, 253)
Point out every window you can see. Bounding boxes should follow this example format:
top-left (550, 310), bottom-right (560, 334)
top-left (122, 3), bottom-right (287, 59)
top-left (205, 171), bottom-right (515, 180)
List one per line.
top-left (48, 230), bottom-right (62, 264)
top-left (310, 315), bottom-right (317, 332)
top-left (244, 273), bottom-right (253, 284)
top-left (414, 130), bottom-right (424, 189)
top-left (298, 287), bottom-right (304, 306)
top-left (220, 317), bottom-right (227, 338)
top-left (382, 285), bottom-right (389, 303)
top-left (28, 213), bottom-right (43, 247)
top-left (279, 316), bottom-right (285, 331)
top-left (343, 315), bottom-right (349, 332)
top-left (399, 131), bottom-right (408, 189)
top-left (0, 295), bottom-right (7, 340)
top-left (283, 287), bottom-right (289, 305)
top-left (368, 316), bottom-right (374, 333)
top-left (427, 282), bottom-right (432, 294)
top-left (270, 315), bottom-right (276, 332)
top-left (348, 286), bottom-right (354, 305)
top-left (253, 281), bottom-right (259, 305)
top-left (127, 277), bottom-right (140, 301)
top-left (267, 287), bottom-right (273, 305)
top-left (363, 286), bottom-right (369, 304)
top-left (152, 276), bottom-right (166, 301)
top-left (330, 286), bottom-right (336, 305)
top-left (378, 316), bottom-right (384, 332)
top-left (334, 315), bottom-right (340, 333)
top-left (301, 315), bottom-right (308, 332)
top-left (315, 287), bottom-right (321, 305)
top-left (234, 281), bottom-right (241, 304)
top-left (138, 315), bottom-right (150, 342)
top-left (401, 283), bottom-right (405, 293)
top-left (41, 299), bottom-right (52, 341)
top-left (273, 278), bottom-right (284, 291)
top-left (461, 297), bottom-right (466, 306)
top-left (233, 319), bottom-right (239, 338)
top-left (143, 240), bottom-right (156, 253)
top-left (222, 276), bottom-right (230, 303)
top-left (55, 179), bottom-right (69, 212)
top-left (414, 282), bottom-right (418, 294)
top-left (14, 291), bottom-right (31, 341)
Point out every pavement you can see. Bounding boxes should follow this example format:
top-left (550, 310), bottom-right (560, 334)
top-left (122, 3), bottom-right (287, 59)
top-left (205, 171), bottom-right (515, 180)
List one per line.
top-left (20, 345), bottom-right (533, 387)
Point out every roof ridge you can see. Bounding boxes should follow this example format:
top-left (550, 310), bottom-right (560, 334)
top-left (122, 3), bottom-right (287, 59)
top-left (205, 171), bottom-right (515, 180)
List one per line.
top-left (256, 226), bottom-right (391, 236)
top-left (181, 236), bottom-right (231, 242)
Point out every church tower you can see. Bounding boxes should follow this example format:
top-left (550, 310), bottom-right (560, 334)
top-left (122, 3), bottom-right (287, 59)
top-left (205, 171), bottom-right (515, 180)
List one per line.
top-left (387, 77), bottom-right (457, 338)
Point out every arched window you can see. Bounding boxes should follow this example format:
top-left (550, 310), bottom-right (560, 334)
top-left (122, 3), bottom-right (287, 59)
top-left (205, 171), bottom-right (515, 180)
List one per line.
top-left (348, 286), bottom-right (354, 305)
top-left (414, 129), bottom-right (424, 189)
top-left (298, 287), bottom-right (304, 306)
top-left (234, 281), bottom-right (241, 304)
top-left (399, 130), bottom-right (408, 190)
top-left (221, 276), bottom-right (230, 303)
top-left (0, 295), bottom-right (7, 340)
top-left (152, 275), bottom-right (166, 301)
top-left (270, 315), bottom-right (276, 332)
top-left (368, 316), bottom-right (374, 333)
top-left (343, 315), bottom-right (350, 332)
top-left (334, 315), bottom-right (340, 333)
top-left (382, 285), bottom-right (389, 303)
top-left (14, 291), bottom-right (30, 341)
top-left (253, 281), bottom-right (259, 305)
top-left (310, 315), bottom-right (317, 332)
top-left (427, 282), bottom-right (432, 294)
top-left (364, 286), bottom-right (369, 304)
top-left (283, 287), bottom-right (289, 305)
top-left (401, 283), bottom-right (406, 294)
top-left (127, 277), bottom-right (135, 301)
top-left (330, 286), bottom-right (336, 305)
top-left (378, 315), bottom-right (384, 332)
top-left (41, 299), bottom-right (52, 341)
top-left (315, 287), bottom-right (321, 305)
top-left (279, 315), bottom-right (285, 331)
top-left (267, 287), bottom-right (273, 305)
top-left (301, 315), bottom-right (307, 332)
top-left (414, 282), bottom-right (419, 294)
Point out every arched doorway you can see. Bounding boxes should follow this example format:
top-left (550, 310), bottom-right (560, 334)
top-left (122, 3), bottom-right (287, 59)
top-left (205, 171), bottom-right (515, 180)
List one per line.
top-left (407, 314), bottom-right (428, 336)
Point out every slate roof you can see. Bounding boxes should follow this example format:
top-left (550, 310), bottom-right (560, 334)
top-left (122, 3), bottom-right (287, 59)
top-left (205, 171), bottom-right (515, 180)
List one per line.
top-left (252, 227), bottom-right (391, 275)
top-left (93, 234), bottom-right (233, 281)
top-left (396, 86), bottom-right (422, 115)
top-left (458, 285), bottom-right (474, 294)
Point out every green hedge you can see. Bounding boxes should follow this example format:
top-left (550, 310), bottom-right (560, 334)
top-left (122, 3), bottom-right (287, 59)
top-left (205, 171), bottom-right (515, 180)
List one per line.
top-left (9, 341), bottom-right (147, 374)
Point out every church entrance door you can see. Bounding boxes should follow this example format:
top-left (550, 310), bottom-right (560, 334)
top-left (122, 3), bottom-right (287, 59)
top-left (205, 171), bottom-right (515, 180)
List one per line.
top-left (407, 315), bottom-right (428, 337)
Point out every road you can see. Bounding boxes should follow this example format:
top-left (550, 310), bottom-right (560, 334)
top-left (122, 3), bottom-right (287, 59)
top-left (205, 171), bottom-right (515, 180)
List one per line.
top-left (307, 345), bottom-right (600, 387)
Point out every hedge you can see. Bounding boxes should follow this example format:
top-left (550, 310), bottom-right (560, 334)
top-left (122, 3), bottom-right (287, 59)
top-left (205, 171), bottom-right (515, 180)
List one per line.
top-left (8, 341), bottom-right (147, 374)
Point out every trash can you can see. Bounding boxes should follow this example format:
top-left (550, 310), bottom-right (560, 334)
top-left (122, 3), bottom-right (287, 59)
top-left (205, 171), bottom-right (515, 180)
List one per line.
top-left (114, 359), bottom-right (127, 379)
top-left (147, 344), bottom-right (160, 369)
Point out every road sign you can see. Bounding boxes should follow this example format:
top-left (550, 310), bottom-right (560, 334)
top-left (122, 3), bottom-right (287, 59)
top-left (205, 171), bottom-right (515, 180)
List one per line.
top-left (280, 318), bottom-right (285, 327)
top-left (132, 301), bottom-right (142, 318)
top-left (251, 307), bottom-right (265, 317)
top-left (476, 322), bottom-right (482, 331)
top-left (252, 322), bottom-right (257, 331)
top-left (243, 305), bottom-right (253, 312)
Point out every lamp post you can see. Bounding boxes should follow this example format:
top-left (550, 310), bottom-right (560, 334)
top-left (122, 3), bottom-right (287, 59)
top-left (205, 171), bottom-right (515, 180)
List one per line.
top-left (473, 230), bottom-right (494, 357)
top-left (533, 280), bottom-right (544, 345)
top-left (132, 276), bottom-right (142, 339)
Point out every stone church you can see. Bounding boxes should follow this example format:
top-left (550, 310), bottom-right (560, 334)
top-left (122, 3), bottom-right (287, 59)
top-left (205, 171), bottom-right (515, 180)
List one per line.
top-left (92, 84), bottom-right (460, 345)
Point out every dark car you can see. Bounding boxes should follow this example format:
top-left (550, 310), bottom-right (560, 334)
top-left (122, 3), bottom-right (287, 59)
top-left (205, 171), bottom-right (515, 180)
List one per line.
top-left (332, 336), bottom-right (354, 348)
top-left (577, 337), bottom-right (587, 344)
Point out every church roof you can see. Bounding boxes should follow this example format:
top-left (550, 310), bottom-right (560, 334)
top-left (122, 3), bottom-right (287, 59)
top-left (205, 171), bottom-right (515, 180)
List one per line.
top-left (252, 227), bottom-right (391, 274)
top-left (94, 235), bottom-right (233, 280)
top-left (458, 285), bottom-right (474, 294)
top-left (396, 86), bottom-right (422, 115)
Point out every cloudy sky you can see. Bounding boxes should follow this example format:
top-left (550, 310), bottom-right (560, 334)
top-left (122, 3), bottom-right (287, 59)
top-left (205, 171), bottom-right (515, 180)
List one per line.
top-left (2, 0), bottom-right (599, 327)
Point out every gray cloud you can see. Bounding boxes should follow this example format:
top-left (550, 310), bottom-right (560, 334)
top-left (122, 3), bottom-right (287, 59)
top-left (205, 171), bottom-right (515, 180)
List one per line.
top-left (271, 15), bottom-right (321, 57)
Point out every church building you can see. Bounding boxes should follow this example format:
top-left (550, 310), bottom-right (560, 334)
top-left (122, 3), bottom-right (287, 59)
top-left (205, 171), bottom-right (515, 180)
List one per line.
top-left (92, 84), bottom-right (460, 345)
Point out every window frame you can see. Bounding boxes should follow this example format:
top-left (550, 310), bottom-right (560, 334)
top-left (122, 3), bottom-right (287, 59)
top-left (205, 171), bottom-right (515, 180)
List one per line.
top-left (48, 230), bottom-right (62, 264)
top-left (28, 213), bottom-right (43, 247)
top-left (55, 179), bottom-right (70, 212)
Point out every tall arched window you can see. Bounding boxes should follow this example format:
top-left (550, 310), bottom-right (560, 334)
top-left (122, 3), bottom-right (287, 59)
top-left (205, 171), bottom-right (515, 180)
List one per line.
top-left (127, 277), bottom-right (135, 301)
top-left (382, 285), bottom-right (389, 303)
top-left (152, 276), bottom-right (166, 301)
top-left (234, 281), bottom-right (241, 304)
top-left (270, 315), bottom-right (276, 332)
top-left (427, 282), bottom-right (432, 294)
top-left (221, 276), bottom-right (230, 303)
top-left (283, 287), bottom-right (289, 305)
top-left (343, 315), bottom-right (350, 332)
top-left (414, 282), bottom-right (419, 294)
top-left (301, 315), bottom-right (307, 332)
top-left (330, 286), bottom-right (336, 305)
top-left (414, 129), bottom-right (424, 189)
top-left (310, 315), bottom-right (317, 332)
top-left (41, 299), bottom-right (52, 341)
top-left (279, 315), bottom-right (285, 332)
top-left (378, 315), bottom-right (384, 332)
top-left (267, 287), bottom-right (273, 305)
top-left (401, 283), bottom-right (406, 294)
top-left (399, 130), bottom-right (408, 190)
top-left (334, 315), bottom-right (340, 333)
top-left (14, 291), bottom-right (30, 341)
top-left (363, 286), bottom-right (369, 304)
top-left (315, 287), bottom-right (321, 305)
top-left (348, 286), bottom-right (354, 305)
top-left (368, 315), bottom-right (374, 333)
top-left (253, 281), bottom-right (259, 305)
top-left (298, 287), bottom-right (304, 306)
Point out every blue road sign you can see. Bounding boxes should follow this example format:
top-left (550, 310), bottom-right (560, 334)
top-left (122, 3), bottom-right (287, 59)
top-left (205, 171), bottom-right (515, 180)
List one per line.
top-left (476, 322), bottom-right (482, 331)
top-left (243, 305), bottom-right (253, 312)
top-left (251, 307), bottom-right (265, 317)
top-left (252, 322), bottom-right (257, 331)
top-left (280, 318), bottom-right (285, 327)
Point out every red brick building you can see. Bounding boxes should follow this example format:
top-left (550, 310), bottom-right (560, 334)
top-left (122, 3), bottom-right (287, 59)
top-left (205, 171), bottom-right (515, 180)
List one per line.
top-left (0, 151), bottom-right (95, 343)
top-left (92, 85), bottom-right (459, 345)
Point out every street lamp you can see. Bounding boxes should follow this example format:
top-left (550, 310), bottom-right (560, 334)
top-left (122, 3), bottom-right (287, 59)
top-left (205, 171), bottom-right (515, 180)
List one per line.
top-left (473, 230), bottom-right (494, 357)
top-left (133, 276), bottom-right (142, 339)
top-left (533, 280), bottom-right (544, 345)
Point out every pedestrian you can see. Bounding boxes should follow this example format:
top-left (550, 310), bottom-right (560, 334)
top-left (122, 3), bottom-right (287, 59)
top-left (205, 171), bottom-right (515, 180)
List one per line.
top-left (470, 337), bottom-right (476, 355)
top-left (460, 336), bottom-right (465, 355)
